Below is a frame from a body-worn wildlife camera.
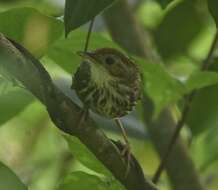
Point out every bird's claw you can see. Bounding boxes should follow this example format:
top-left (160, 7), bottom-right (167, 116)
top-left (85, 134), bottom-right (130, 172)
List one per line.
top-left (120, 143), bottom-right (131, 178)
top-left (77, 109), bottom-right (89, 128)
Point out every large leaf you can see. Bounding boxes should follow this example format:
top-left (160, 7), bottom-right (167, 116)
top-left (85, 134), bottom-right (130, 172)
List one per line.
top-left (58, 171), bottom-right (125, 190)
top-left (187, 66), bottom-right (218, 135)
top-left (0, 7), bottom-right (63, 57)
top-left (64, 0), bottom-right (116, 36)
top-left (208, 0), bottom-right (218, 27)
top-left (0, 78), bottom-right (34, 126)
top-left (187, 85), bottom-right (218, 135)
top-left (141, 61), bottom-right (185, 116)
top-left (0, 162), bottom-right (27, 190)
top-left (64, 135), bottom-right (111, 176)
top-left (154, 0), bottom-right (204, 59)
top-left (47, 30), bottom-right (120, 73)
top-left (0, 74), bottom-right (33, 126)
top-left (185, 71), bottom-right (218, 92)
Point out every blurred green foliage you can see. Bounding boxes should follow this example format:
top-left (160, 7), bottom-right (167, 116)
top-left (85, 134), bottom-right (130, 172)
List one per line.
top-left (0, 86), bottom-right (33, 126)
top-left (65, 135), bottom-right (112, 176)
top-left (0, 7), bottom-right (63, 57)
top-left (58, 171), bottom-right (124, 190)
top-left (1, 0), bottom-right (218, 190)
top-left (154, 0), bottom-right (206, 60)
top-left (0, 161), bottom-right (27, 190)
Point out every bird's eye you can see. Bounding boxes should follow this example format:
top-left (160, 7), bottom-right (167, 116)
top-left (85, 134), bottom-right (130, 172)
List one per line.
top-left (105, 56), bottom-right (115, 65)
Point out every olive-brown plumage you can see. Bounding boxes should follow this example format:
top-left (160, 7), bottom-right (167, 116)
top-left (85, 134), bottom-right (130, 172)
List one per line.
top-left (72, 48), bottom-right (141, 119)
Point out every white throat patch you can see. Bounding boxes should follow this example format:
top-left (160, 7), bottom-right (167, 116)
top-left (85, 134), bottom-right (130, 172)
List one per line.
top-left (90, 63), bottom-right (114, 87)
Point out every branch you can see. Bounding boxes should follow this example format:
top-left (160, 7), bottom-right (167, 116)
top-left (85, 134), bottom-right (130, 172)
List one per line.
top-left (103, 0), bottom-right (205, 190)
top-left (0, 34), bottom-right (157, 190)
top-left (152, 30), bottom-right (218, 183)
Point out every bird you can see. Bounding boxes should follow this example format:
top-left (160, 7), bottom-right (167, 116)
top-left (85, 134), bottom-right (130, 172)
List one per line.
top-left (72, 47), bottom-right (141, 174)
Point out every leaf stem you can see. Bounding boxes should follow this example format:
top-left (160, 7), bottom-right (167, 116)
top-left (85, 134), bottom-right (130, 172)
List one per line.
top-left (75, 18), bottom-right (95, 128)
top-left (84, 18), bottom-right (95, 52)
top-left (152, 30), bottom-right (218, 184)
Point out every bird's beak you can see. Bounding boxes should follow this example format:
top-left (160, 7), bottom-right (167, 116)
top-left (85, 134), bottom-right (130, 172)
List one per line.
top-left (77, 51), bottom-right (95, 60)
top-left (77, 51), bottom-right (98, 64)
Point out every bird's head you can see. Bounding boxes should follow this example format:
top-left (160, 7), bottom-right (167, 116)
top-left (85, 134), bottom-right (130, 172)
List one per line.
top-left (77, 48), bottom-right (139, 83)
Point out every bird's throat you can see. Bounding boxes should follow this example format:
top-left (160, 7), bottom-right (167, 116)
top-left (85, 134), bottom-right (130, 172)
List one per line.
top-left (89, 62), bottom-right (114, 88)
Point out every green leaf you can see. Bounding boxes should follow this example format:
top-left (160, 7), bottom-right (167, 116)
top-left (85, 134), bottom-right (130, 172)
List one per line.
top-left (64, 0), bottom-right (116, 36)
top-left (186, 71), bottom-right (218, 135)
top-left (140, 60), bottom-right (218, 117)
top-left (208, 0), bottom-right (218, 27)
top-left (187, 85), bottom-right (218, 135)
top-left (0, 7), bottom-right (63, 57)
top-left (0, 162), bottom-right (27, 190)
top-left (47, 30), bottom-right (120, 73)
top-left (154, 0), bottom-right (204, 59)
top-left (200, 125), bottom-right (218, 171)
top-left (141, 61), bottom-right (185, 116)
top-left (0, 87), bottom-right (34, 126)
top-left (64, 135), bottom-right (111, 176)
top-left (58, 171), bottom-right (125, 190)
top-left (185, 71), bottom-right (218, 92)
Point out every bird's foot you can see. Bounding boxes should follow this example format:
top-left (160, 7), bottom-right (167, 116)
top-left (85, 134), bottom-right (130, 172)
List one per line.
top-left (76, 109), bottom-right (89, 128)
top-left (120, 143), bottom-right (131, 178)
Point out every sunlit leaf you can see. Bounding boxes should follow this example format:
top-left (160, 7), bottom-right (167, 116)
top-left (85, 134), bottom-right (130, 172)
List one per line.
top-left (185, 71), bottom-right (218, 92)
top-left (0, 7), bottom-right (63, 57)
top-left (64, 0), bottom-right (116, 36)
top-left (138, 60), bottom-right (182, 114)
top-left (141, 62), bottom-right (185, 116)
top-left (0, 162), bottom-right (27, 190)
top-left (58, 171), bottom-right (125, 190)
top-left (0, 0), bottom-right (62, 16)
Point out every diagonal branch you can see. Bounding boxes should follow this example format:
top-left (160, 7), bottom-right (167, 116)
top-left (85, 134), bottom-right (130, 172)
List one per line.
top-left (0, 33), bottom-right (157, 190)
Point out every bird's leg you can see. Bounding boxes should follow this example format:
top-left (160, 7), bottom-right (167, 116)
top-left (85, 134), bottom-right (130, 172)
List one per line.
top-left (114, 118), bottom-right (131, 177)
top-left (76, 108), bottom-right (89, 128)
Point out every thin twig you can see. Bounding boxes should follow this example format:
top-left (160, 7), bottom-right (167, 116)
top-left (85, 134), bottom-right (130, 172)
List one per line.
top-left (84, 18), bottom-right (95, 52)
top-left (152, 30), bottom-right (218, 184)
top-left (76, 18), bottom-right (95, 128)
